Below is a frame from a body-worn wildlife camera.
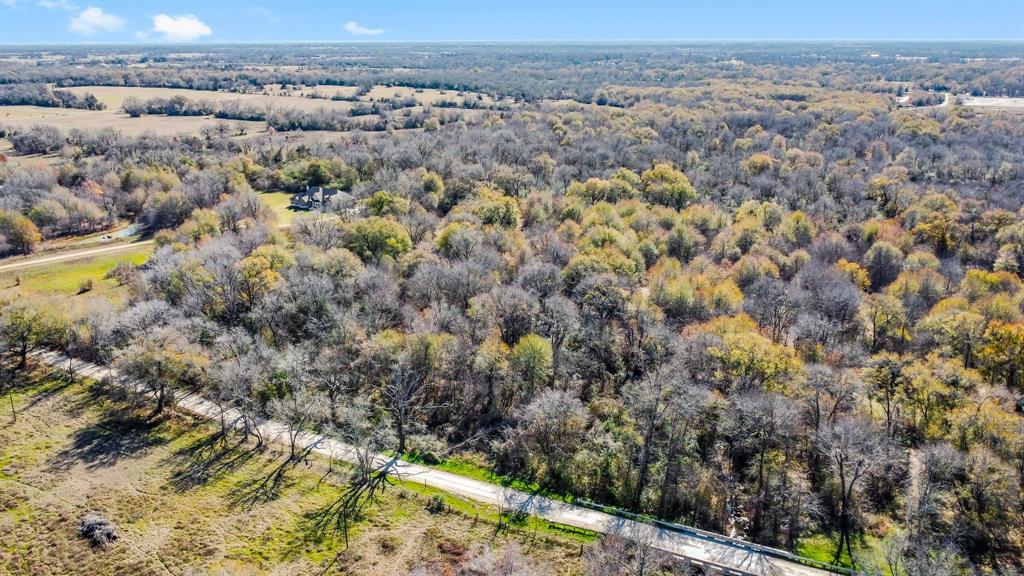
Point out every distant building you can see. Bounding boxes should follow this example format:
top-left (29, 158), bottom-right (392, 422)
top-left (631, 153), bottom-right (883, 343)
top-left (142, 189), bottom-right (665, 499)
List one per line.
top-left (289, 186), bottom-right (354, 211)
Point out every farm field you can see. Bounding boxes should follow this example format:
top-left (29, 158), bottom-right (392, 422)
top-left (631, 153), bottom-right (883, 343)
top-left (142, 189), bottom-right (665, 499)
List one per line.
top-left (62, 84), bottom-right (501, 109)
top-left (59, 86), bottom-right (268, 109)
top-left (264, 83), bottom-right (361, 99)
top-left (0, 105), bottom-right (265, 136)
top-left (61, 85), bottom-right (357, 113)
top-left (959, 95), bottom-right (1024, 109)
top-left (361, 85), bottom-right (501, 105)
top-left (0, 83), bottom-right (499, 138)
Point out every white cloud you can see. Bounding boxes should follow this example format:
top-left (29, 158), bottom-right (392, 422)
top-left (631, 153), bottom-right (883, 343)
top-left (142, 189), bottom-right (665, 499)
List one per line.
top-left (38, 0), bottom-right (76, 9)
top-left (152, 13), bottom-right (212, 41)
top-left (343, 21), bottom-right (383, 36)
top-left (1, 0), bottom-right (18, 8)
top-left (249, 6), bottom-right (279, 23)
top-left (69, 6), bottom-right (124, 35)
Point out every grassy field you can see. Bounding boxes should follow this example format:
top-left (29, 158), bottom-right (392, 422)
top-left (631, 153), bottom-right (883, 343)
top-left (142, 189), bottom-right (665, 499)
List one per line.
top-left (61, 86), bottom-right (356, 113)
top-left (60, 86), bottom-right (268, 110)
top-left (361, 85), bottom-right (499, 105)
top-left (0, 83), bottom-right (494, 140)
top-left (0, 244), bottom-right (151, 306)
top-left (0, 105), bottom-right (266, 137)
top-left (259, 191), bottom-right (301, 225)
top-left (0, 370), bottom-right (589, 576)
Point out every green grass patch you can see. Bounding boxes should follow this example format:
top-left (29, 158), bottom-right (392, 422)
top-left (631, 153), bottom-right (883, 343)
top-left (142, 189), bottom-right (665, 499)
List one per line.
top-left (395, 477), bottom-right (597, 545)
top-left (401, 452), bottom-right (577, 505)
top-left (797, 532), bottom-right (889, 572)
top-left (0, 244), bottom-right (150, 304)
top-left (259, 191), bottom-right (301, 225)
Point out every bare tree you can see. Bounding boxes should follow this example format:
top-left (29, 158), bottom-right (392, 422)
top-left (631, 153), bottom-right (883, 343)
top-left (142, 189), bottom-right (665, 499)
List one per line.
top-left (503, 389), bottom-right (588, 487)
top-left (268, 350), bottom-right (330, 460)
top-left (818, 414), bottom-right (889, 564)
top-left (743, 277), bottom-right (803, 344)
top-left (379, 338), bottom-right (446, 454)
top-left (292, 212), bottom-right (346, 250)
top-left (115, 326), bottom-right (209, 418)
top-left (624, 338), bottom-right (682, 512)
top-left (585, 534), bottom-right (669, 576)
top-left (308, 400), bottom-right (398, 553)
top-left (539, 294), bottom-right (579, 386)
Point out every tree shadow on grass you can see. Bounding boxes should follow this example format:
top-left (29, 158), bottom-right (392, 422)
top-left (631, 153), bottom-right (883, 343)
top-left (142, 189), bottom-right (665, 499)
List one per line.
top-left (226, 452), bottom-right (300, 511)
top-left (12, 367), bottom-right (75, 414)
top-left (290, 455), bottom-right (401, 572)
top-left (164, 430), bottom-right (259, 493)
top-left (55, 374), bottom-right (122, 419)
top-left (49, 409), bottom-right (169, 472)
top-left (497, 489), bottom-right (536, 535)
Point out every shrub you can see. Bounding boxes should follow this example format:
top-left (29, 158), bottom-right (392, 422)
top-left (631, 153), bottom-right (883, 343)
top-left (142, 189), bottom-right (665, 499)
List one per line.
top-left (426, 494), bottom-right (446, 514)
top-left (78, 513), bottom-right (119, 548)
top-left (107, 261), bottom-right (140, 287)
top-left (77, 278), bottom-right (94, 294)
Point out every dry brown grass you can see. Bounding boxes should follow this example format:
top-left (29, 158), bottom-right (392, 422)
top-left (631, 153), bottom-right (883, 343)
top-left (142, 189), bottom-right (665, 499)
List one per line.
top-left (0, 105), bottom-right (265, 137)
top-left (60, 86), bottom-right (356, 113)
top-left (0, 371), bottom-right (587, 576)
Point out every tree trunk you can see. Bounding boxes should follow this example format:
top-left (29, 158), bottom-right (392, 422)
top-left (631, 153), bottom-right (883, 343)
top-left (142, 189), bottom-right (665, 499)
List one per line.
top-left (151, 383), bottom-right (165, 418)
top-left (632, 413), bottom-right (657, 511)
top-left (396, 418), bottom-right (406, 454)
top-left (752, 438), bottom-right (767, 539)
top-left (484, 377), bottom-right (495, 416)
top-left (834, 462), bottom-right (849, 564)
top-left (657, 418), bottom-right (683, 518)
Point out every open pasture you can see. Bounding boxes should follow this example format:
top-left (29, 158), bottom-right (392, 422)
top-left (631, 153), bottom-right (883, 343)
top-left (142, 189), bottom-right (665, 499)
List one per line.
top-left (60, 85), bottom-right (356, 113)
top-left (0, 105), bottom-right (266, 136)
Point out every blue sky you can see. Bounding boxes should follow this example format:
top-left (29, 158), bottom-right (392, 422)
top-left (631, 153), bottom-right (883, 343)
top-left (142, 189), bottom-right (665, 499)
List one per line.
top-left (1, 1), bottom-right (1022, 44)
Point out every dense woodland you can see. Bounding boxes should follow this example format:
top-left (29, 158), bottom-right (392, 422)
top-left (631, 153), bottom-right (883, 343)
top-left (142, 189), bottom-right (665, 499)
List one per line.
top-left (1, 44), bottom-right (1023, 575)
top-left (2, 42), bottom-right (1023, 100)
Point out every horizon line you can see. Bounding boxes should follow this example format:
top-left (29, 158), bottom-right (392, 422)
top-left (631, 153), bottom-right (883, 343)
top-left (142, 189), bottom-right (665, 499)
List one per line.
top-left (3, 38), bottom-right (1023, 47)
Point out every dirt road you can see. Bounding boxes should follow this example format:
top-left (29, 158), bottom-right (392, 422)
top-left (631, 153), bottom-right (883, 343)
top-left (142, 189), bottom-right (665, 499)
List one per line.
top-left (36, 350), bottom-right (838, 576)
top-left (0, 240), bottom-right (156, 273)
top-left (0, 222), bottom-right (291, 273)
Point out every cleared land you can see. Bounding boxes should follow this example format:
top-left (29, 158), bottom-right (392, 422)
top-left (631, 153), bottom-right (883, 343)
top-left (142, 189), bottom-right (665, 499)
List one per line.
top-left (0, 243), bottom-right (150, 305)
top-left (959, 95), bottom-right (1024, 109)
top-left (260, 191), bottom-right (302, 225)
top-left (61, 86), bottom-right (356, 113)
top-left (0, 83), bottom-right (496, 137)
top-left (0, 105), bottom-right (264, 137)
top-left (361, 85), bottom-right (500, 105)
top-left (0, 371), bottom-right (586, 575)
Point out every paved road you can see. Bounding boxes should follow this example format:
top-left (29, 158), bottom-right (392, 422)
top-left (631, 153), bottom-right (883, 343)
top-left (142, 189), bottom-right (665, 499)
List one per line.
top-left (35, 351), bottom-right (835, 576)
top-left (0, 240), bottom-right (156, 273)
